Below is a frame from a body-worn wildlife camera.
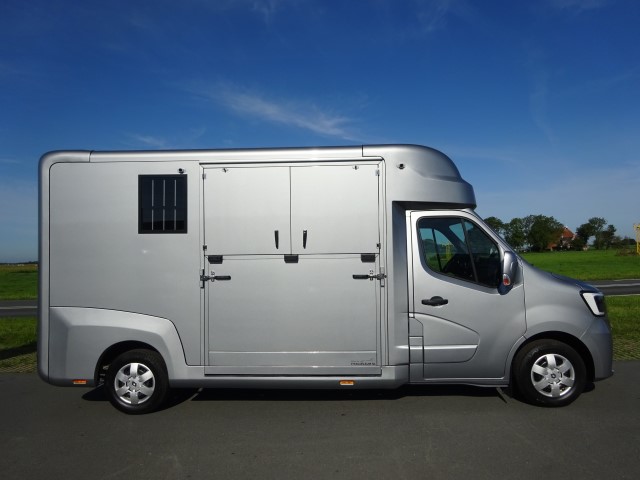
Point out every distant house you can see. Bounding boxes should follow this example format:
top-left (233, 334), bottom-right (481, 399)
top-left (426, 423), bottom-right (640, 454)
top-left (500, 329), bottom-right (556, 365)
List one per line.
top-left (549, 227), bottom-right (576, 250)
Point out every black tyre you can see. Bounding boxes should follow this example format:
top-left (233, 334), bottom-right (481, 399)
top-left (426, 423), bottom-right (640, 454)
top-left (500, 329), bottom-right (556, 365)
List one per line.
top-left (105, 349), bottom-right (169, 414)
top-left (514, 339), bottom-right (586, 407)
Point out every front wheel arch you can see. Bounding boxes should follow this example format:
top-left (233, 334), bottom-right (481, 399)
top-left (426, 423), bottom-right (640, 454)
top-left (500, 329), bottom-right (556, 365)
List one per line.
top-left (513, 332), bottom-right (594, 384)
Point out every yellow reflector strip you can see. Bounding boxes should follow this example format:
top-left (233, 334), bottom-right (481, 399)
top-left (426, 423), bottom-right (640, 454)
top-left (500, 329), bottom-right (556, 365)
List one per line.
top-left (72, 380), bottom-right (87, 385)
top-left (339, 380), bottom-right (355, 386)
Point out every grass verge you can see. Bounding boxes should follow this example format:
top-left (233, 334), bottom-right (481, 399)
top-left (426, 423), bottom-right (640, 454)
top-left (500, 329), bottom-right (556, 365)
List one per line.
top-left (607, 296), bottom-right (640, 360)
top-left (0, 264), bottom-right (38, 300)
top-left (0, 316), bottom-right (37, 373)
top-left (520, 249), bottom-right (640, 281)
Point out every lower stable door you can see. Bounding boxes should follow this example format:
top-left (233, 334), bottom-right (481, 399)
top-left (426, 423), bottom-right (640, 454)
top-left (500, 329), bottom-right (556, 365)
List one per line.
top-left (205, 255), bottom-right (381, 375)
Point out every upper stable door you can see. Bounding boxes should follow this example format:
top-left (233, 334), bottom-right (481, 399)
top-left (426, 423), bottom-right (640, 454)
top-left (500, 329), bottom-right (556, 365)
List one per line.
top-left (203, 163), bottom-right (381, 255)
top-left (203, 166), bottom-right (291, 255)
top-left (290, 164), bottom-right (380, 254)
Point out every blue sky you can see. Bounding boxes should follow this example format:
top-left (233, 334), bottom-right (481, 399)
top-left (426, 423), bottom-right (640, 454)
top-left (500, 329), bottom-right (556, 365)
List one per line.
top-left (1, 0), bottom-right (639, 262)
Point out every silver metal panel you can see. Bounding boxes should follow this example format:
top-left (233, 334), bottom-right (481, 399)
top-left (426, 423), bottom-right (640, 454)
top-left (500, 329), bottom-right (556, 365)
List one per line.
top-left (409, 336), bottom-right (423, 364)
top-left (47, 307), bottom-right (189, 386)
top-left (422, 345), bottom-right (477, 363)
top-left (38, 151), bottom-right (91, 381)
top-left (175, 365), bottom-right (407, 389)
top-left (204, 365), bottom-right (381, 376)
top-left (409, 317), bottom-right (423, 336)
top-left (204, 166), bottom-right (291, 255)
top-left (48, 161), bottom-right (203, 365)
top-left (518, 263), bottom-right (614, 379)
top-left (415, 314), bottom-right (480, 347)
top-left (207, 255), bottom-right (379, 370)
top-left (290, 164), bottom-right (380, 254)
top-left (210, 351), bottom-right (377, 367)
top-left (93, 146), bottom-right (367, 164)
top-left (362, 144), bottom-right (476, 208)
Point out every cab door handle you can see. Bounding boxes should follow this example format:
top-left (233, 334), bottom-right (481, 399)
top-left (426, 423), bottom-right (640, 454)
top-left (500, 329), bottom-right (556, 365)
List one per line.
top-left (422, 296), bottom-right (448, 306)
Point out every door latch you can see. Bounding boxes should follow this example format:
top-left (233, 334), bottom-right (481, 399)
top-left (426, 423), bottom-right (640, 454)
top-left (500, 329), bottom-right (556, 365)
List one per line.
top-left (200, 270), bottom-right (231, 288)
top-left (352, 269), bottom-right (387, 283)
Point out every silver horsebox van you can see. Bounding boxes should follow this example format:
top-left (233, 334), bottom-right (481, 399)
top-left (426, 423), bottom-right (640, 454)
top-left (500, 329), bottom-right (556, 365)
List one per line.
top-left (38, 145), bottom-right (613, 413)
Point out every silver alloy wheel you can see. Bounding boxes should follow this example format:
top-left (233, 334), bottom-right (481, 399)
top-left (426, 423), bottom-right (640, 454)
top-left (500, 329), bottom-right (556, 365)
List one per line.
top-left (113, 362), bottom-right (155, 405)
top-left (530, 353), bottom-right (575, 398)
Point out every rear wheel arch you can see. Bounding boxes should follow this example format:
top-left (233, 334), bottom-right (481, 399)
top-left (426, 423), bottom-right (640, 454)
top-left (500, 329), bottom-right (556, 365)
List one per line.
top-left (95, 341), bottom-right (160, 385)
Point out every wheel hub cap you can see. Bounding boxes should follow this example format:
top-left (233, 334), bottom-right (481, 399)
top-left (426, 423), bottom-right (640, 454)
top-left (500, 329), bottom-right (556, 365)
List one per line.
top-left (531, 353), bottom-right (575, 398)
top-left (114, 362), bottom-right (155, 405)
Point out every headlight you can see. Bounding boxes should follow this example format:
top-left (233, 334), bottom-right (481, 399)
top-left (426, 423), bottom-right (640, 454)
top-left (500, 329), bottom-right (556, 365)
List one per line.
top-left (581, 291), bottom-right (606, 317)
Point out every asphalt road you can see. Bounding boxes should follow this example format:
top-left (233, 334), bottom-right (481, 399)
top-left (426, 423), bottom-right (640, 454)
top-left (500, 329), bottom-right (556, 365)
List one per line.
top-left (591, 279), bottom-right (640, 296)
top-left (0, 300), bottom-right (37, 317)
top-left (1, 363), bottom-right (639, 480)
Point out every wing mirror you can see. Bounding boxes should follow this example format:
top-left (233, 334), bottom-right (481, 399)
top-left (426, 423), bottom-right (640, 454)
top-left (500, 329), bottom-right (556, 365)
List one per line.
top-left (500, 251), bottom-right (519, 291)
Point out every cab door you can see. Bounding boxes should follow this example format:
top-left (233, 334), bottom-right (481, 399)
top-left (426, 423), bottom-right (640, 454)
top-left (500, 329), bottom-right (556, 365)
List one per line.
top-left (409, 211), bottom-right (525, 380)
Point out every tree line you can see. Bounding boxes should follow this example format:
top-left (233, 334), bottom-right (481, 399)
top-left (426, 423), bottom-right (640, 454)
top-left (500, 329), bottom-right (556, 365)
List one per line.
top-left (483, 215), bottom-right (623, 252)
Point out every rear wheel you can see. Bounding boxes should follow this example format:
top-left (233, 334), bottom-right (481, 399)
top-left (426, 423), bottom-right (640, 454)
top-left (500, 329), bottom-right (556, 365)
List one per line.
top-left (105, 349), bottom-right (169, 414)
top-left (514, 339), bottom-right (586, 407)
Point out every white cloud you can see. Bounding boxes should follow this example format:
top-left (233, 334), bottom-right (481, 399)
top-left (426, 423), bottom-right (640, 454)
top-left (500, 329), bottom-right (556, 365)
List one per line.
top-left (127, 134), bottom-right (169, 149)
top-left (0, 157), bottom-right (21, 165)
top-left (547, 0), bottom-right (610, 11)
top-left (192, 83), bottom-right (361, 141)
top-left (125, 128), bottom-right (207, 149)
top-left (250, 0), bottom-right (286, 25)
top-left (415, 0), bottom-right (476, 33)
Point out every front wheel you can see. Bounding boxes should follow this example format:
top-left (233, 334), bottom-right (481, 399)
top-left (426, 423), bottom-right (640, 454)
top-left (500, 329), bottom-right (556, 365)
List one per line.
top-left (514, 340), bottom-right (586, 407)
top-left (105, 349), bottom-right (169, 414)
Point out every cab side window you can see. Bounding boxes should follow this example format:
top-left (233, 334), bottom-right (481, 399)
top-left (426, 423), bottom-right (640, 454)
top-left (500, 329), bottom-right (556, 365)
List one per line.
top-left (418, 217), bottom-right (500, 288)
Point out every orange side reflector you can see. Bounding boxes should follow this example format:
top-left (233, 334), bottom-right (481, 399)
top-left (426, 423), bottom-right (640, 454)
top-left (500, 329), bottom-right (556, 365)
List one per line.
top-left (339, 380), bottom-right (355, 386)
top-left (72, 380), bottom-right (87, 385)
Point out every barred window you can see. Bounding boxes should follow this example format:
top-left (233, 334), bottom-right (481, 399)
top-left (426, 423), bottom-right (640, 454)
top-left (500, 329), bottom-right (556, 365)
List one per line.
top-left (138, 175), bottom-right (187, 233)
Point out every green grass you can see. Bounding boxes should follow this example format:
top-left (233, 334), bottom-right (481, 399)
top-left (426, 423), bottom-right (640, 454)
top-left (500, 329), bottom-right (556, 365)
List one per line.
top-left (0, 316), bottom-right (37, 351)
top-left (0, 264), bottom-right (38, 300)
top-left (521, 249), bottom-right (640, 281)
top-left (607, 296), bottom-right (640, 360)
top-left (0, 316), bottom-right (37, 373)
